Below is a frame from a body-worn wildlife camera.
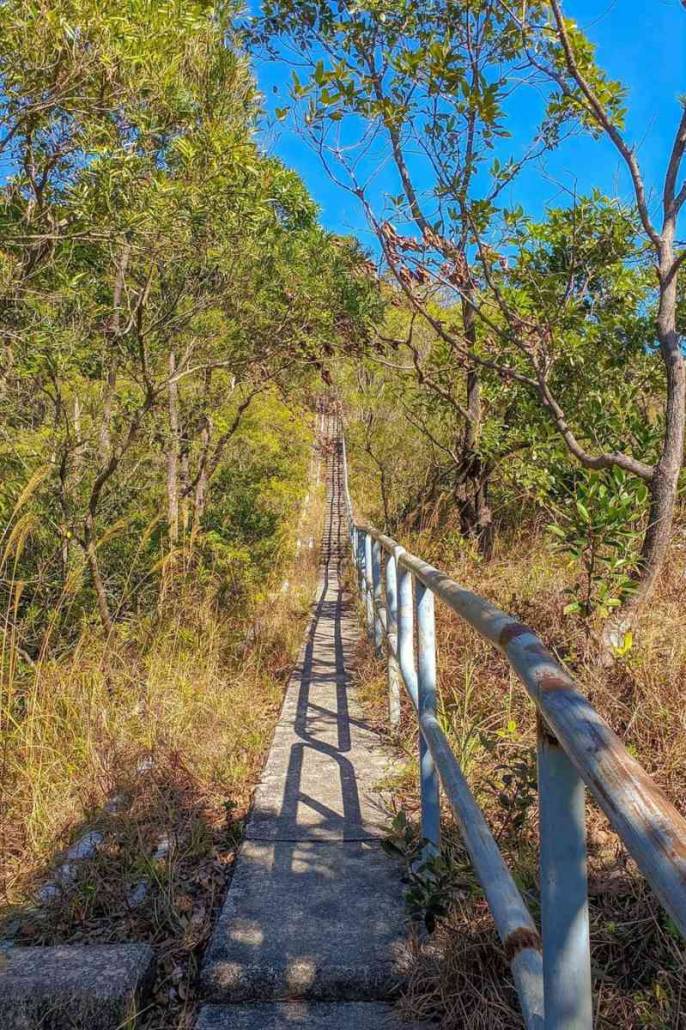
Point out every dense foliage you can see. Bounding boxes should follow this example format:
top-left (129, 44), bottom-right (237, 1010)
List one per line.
top-left (0, 0), bottom-right (376, 645)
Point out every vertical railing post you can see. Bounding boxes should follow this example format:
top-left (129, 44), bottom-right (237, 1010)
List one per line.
top-left (385, 548), bottom-right (402, 728)
top-left (396, 561), bottom-right (417, 706)
top-left (537, 715), bottom-right (592, 1030)
top-left (371, 538), bottom-right (383, 656)
top-left (364, 531), bottom-right (374, 640)
top-left (356, 529), bottom-right (365, 604)
top-left (415, 580), bottom-right (440, 852)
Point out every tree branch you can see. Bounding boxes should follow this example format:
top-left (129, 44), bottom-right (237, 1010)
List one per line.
top-left (548, 0), bottom-right (660, 247)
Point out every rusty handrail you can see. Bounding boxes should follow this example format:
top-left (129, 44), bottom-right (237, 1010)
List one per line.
top-left (339, 424), bottom-right (686, 1030)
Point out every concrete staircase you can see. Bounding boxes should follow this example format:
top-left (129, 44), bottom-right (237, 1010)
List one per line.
top-left (197, 422), bottom-right (426, 1028)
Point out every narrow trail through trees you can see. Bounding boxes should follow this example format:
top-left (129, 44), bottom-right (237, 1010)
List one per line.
top-left (196, 415), bottom-right (426, 1029)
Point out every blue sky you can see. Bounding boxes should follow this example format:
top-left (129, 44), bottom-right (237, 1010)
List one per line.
top-left (253, 0), bottom-right (686, 252)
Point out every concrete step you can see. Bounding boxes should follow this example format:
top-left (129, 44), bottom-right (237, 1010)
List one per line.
top-left (0, 943), bottom-right (155, 1029)
top-left (196, 1001), bottom-right (433, 1029)
top-left (245, 599), bottom-right (394, 844)
top-left (201, 840), bottom-right (410, 1003)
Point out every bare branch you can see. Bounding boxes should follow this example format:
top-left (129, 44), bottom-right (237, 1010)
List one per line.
top-left (664, 107), bottom-right (686, 221)
top-left (537, 375), bottom-right (654, 480)
top-left (547, 0), bottom-right (660, 247)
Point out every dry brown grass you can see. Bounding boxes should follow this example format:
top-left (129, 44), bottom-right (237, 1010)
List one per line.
top-left (350, 516), bottom-right (686, 1028)
top-left (0, 484), bottom-right (325, 1028)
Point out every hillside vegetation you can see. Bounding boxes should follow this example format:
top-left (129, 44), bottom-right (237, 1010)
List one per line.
top-left (1, 1), bottom-right (685, 1028)
top-left (0, 2), bottom-right (372, 1023)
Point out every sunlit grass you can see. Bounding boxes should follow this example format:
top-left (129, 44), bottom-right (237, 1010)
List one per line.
top-left (0, 479), bottom-right (326, 912)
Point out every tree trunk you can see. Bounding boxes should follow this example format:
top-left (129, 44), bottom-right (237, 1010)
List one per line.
top-left (82, 517), bottom-right (113, 636)
top-left (192, 419), bottom-right (211, 535)
top-left (180, 440), bottom-right (190, 536)
top-left (99, 244), bottom-right (130, 461)
top-left (179, 436), bottom-right (189, 531)
top-left (455, 294), bottom-right (494, 552)
top-left (166, 350), bottom-right (180, 547)
top-left (602, 240), bottom-right (685, 652)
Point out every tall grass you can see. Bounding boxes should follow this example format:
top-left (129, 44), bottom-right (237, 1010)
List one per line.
top-left (0, 482), bottom-right (325, 910)
top-left (0, 474), bottom-right (325, 1025)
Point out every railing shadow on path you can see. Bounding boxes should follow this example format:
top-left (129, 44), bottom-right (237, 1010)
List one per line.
top-left (201, 414), bottom-right (411, 1007)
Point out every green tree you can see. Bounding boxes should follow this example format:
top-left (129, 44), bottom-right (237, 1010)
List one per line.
top-left (259, 0), bottom-right (686, 640)
top-left (0, 0), bottom-right (376, 639)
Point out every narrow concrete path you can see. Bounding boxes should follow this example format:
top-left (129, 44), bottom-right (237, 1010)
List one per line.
top-left (198, 419), bottom-right (424, 1029)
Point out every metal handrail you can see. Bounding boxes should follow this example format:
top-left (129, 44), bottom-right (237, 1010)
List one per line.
top-left (338, 424), bottom-right (686, 1030)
